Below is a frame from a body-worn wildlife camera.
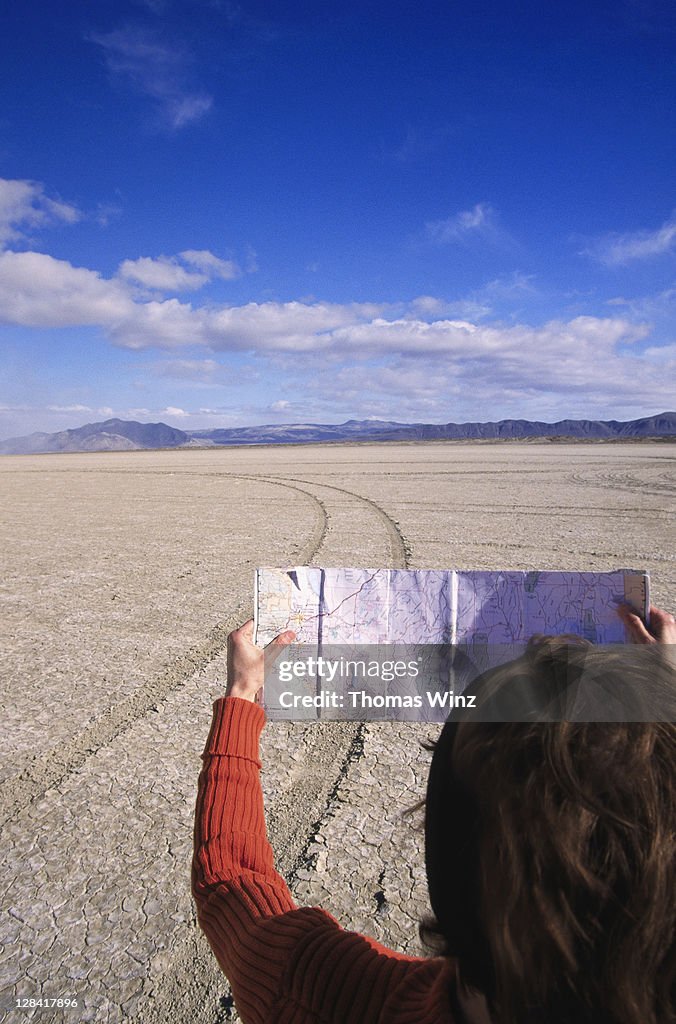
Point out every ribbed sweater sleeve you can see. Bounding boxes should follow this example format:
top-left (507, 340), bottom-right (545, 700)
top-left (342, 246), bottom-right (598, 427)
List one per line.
top-left (192, 696), bottom-right (458, 1024)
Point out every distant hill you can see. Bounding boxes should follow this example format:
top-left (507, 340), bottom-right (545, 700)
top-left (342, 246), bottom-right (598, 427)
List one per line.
top-left (1, 412), bottom-right (674, 454)
top-left (189, 412), bottom-right (676, 445)
top-left (0, 418), bottom-right (188, 455)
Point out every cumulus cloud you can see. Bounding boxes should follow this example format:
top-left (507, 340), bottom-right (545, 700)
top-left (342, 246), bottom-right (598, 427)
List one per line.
top-left (254, 314), bottom-right (673, 419)
top-left (292, 330), bottom-right (673, 423)
top-left (584, 213), bottom-right (676, 265)
top-left (201, 300), bottom-right (386, 352)
top-left (0, 178), bottom-right (81, 245)
top-left (426, 202), bottom-right (500, 244)
top-left (0, 237), bottom-right (671, 418)
top-left (118, 256), bottom-right (209, 291)
top-left (118, 250), bottom-right (240, 291)
top-left (408, 276), bottom-right (536, 324)
top-left (0, 247), bottom-right (653, 383)
top-left (89, 26), bottom-right (213, 130)
top-left (0, 250), bottom-right (134, 326)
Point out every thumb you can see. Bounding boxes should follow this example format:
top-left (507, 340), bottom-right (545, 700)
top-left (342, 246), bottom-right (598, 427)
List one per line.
top-left (647, 607), bottom-right (675, 640)
top-left (617, 604), bottom-right (655, 644)
top-left (267, 630), bottom-right (297, 650)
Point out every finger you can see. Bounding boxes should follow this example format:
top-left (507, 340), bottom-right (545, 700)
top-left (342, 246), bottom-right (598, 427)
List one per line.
top-left (266, 630), bottom-right (296, 650)
top-left (263, 631), bottom-right (296, 668)
top-left (229, 619), bottom-right (255, 646)
top-left (619, 608), bottom-right (655, 644)
top-left (649, 606), bottom-right (675, 627)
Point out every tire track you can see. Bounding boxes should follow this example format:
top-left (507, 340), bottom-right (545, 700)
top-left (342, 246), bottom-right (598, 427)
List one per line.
top-left (139, 475), bottom-right (413, 1024)
top-left (3, 466), bottom-right (414, 1023)
top-left (250, 474), bottom-right (412, 878)
top-left (440, 539), bottom-right (675, 563)
top-left (567, 470), bottom-right (676, 498)
top-left (261, 475), bottom-right (411, 570)
top-left (423, 506), bottom-right (674, 519)
top-left (0, 475), bottom-right (328, 829)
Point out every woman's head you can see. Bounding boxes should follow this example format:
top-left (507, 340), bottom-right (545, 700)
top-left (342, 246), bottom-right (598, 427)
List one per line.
top-left (423, 639), bottom-right (676, 1024)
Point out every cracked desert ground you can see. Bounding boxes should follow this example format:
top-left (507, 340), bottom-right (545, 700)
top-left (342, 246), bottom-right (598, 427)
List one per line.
top-left (1, 442), bottom-right (674, 1023)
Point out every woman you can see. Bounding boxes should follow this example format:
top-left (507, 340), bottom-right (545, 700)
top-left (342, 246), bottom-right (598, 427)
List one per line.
top-left (192, 605), bottom-right (675, 1023)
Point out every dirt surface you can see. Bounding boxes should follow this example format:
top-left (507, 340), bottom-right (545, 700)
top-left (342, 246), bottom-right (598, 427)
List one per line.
top-left (1, 442), bottom-right (674, 1022)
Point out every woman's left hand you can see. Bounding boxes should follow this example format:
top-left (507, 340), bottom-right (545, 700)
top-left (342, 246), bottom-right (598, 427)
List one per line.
top-left (225, 619), bottom-right (296, 702)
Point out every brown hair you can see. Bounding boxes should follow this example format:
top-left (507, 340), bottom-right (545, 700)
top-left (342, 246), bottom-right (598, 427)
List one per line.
top-left (423, 640), bottom-right (676, 1024)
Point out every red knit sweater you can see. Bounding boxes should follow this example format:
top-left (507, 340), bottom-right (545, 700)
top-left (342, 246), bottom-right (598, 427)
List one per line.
top-left (192, 697), bottom-right (490, 1024)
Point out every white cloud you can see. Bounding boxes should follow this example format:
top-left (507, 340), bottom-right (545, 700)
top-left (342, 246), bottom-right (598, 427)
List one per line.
top-left (293, 334), bottom-right (674, 423)
top-left (118, 256), bottom-right (210, 291)
top-left (481, 271), bottom-right (536, 297)
top-left (270, 399), bottom-right (291, 412)
top-left (0, 250), bottom-right (133, 326)
top-left (202, 300), bottom-right (386, 352)
top-left (0, 404), bottom-right (33, 415)
top-left (94, 203), bottom-right (123, 227)
top-left (409, 275), bottom-right (537, 323)
top-left (244, 246), bottom-right (259, 274)
top-left (89, 27), bottom-right (213, 130)
top-left (0, 178), bottom-right (81, 245)
top-left (426, 202), bottom-right (499, 244)
top-left (150, 356), bottom-right (224, 385)
top-left (0, 237), bottom-right (671, 420)
top-left (180, 250), bottom-right (239, 280)
top-left (409, 294), bottom-right (493, 321)
top-left (169, 95), bottom-right (212, 129)
top-left (606, 283), bottom-right (676, 320)
top-left (47, 404), bottom-right (94, 413)
top-left (0, 246), bottom-right (655, 384)
top-left (584, 214), bottom-right (676, 265)
top-left (118, 250), bottom-right (240, 292)
top-left (160, 405), bottom-right (189, 417)
top-left (261, 315), bottom-right (674, 420)
top-left (643, 342), bottom-right (676, 360)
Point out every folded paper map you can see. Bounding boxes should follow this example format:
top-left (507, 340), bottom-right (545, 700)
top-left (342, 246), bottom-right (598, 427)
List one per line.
top-left (254, 567), bottom-right (649, 647)
top-left (253, 568), bottom-right (650, 721)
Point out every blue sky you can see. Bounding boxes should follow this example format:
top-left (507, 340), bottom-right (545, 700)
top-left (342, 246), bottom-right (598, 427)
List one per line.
top-left (1, 0), bottom-right (675, 437)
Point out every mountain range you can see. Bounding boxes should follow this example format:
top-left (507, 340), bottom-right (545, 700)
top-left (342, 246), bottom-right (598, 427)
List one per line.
top-left (1, 412), bottom-right (674, 455)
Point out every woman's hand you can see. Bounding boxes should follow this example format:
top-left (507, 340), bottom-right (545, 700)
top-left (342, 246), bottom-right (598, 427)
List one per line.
top-left (617, 604), bottom-right (676, 645)
top-left (225, 619), bottom-right (296, 702)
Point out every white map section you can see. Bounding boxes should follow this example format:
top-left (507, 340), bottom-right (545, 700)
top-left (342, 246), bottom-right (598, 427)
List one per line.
top-left (254, 567), bottom-right (648, 646)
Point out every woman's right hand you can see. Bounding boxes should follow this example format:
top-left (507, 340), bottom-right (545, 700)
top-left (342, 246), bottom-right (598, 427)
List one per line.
top-left (226, 619), bottom-right (296, 702)
top-left (617, 604), bottom-right (676, 645)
